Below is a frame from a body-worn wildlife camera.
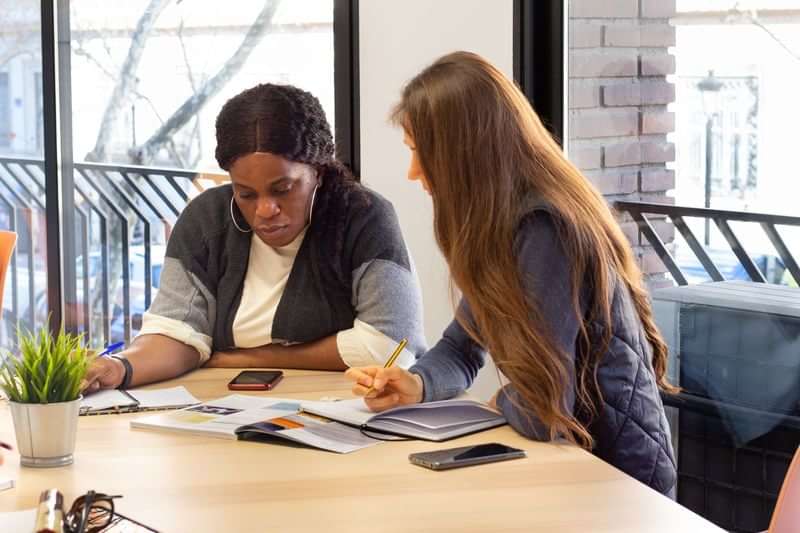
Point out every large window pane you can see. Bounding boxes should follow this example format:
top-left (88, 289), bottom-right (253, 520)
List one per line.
top-left (65, 0), bottom-right (334, 347)
top-left (0, 0), bottom-right (46, 349)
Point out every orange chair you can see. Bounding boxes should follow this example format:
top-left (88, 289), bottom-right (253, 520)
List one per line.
top-left (0, 231), bottom-right (16, 308)
top-left (768, 445), bottom-right (800, 533)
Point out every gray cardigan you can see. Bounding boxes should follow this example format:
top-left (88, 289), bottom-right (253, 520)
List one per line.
top-left (148, 179), bottom-right (427, 358)
top-left (410, 209), bottom-right (677, 496)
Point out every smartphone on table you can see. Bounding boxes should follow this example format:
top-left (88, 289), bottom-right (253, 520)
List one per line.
top-left (409, 443), bottom-right (526, 470)
top-left (227, 370), bottom-right (284, 391)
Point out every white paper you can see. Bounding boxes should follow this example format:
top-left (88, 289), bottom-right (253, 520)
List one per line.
top-left (0, 476), bottom-right (14, 491)
top-left (131, 395), bottom-right (302, 439)
top-left (0, 509), bottom-right (36, 533)
top-left (300, 398), bottom-right (374, 426)
top-left (132, 395), bottom-right (380, 453)
top-left (129, 386), bottom-right (200, 409)
top-left (301, 398), bottom-right (506, 441)
top-left (80, 389), bottom-right (137, 412)
top-left (80, 386), bottom-right (199, 414)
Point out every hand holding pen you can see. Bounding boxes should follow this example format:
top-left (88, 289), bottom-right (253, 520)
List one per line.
top-left (80, 342), bottom-right (127, 395)
top-left (345, 338), bottom-right (426, 412)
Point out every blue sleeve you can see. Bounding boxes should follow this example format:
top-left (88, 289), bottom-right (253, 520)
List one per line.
top-left (413, 210), bottom-right (583, 440)
top-left (496, 211), bottom-right (582, 440)
top-left (409, 300), bottom-right (486, 402)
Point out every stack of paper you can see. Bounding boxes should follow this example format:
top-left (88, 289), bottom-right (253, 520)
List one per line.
top-left (80, 386), bottom-right (200, 415)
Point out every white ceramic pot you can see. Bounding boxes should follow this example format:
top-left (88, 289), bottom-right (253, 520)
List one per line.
top-left (9, 397), bottom-right (81, 467)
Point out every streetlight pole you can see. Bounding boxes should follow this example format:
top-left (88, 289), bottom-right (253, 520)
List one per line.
top-left (704, 113), bottom-right (713, 245)
top-left (697, 70), bottom-right (723, 246)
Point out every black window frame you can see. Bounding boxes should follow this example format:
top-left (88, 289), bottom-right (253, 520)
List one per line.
top-left (513, 0), bottom-right (566, 145)
top-left (38, 0), bottom-right (361, 333)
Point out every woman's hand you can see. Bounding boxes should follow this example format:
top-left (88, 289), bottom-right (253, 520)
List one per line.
top-left (345, 366), bottom-right (424, 412)
top-left (81, 357), bottom-right (126, 394)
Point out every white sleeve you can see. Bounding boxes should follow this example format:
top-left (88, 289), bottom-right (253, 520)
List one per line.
top-left (335, 318), bottom-right (416, 368)
top-left (137, 311), bottom-right (213, 365)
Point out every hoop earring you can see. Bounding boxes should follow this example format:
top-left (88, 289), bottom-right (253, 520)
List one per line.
top-left (230, 197), bottom-right (252, 233)
top-left (308, 184), bottom-right (319, 225)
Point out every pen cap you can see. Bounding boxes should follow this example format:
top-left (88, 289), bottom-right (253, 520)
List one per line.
top-left (35, 488), bottom-right (64, 533)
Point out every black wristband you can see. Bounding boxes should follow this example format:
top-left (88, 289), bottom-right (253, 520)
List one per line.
top-left (111, 356), bottom-right (133, 390)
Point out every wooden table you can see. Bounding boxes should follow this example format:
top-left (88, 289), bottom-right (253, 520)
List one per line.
top-left (0, 369), bottom-right (722, 532)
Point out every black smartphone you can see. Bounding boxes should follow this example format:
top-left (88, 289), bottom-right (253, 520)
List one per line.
top-left (227, 370), bottom-right (284, 391)
top-left (409, 443), bottom-right (526, 470)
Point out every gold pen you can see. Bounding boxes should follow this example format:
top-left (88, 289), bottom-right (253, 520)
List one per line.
top-left (365, 338), bottom-right (408, 396)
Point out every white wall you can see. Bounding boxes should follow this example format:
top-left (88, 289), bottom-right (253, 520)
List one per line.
top-left (359, 0), bottom-right (514, 400)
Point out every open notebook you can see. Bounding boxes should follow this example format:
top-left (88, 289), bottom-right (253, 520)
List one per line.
top-left (80, 386), bottom-right (200, 415)
top-left (131, 395), bottom-right (379, 454)
top-left (300, 398), bottom-right (506, 441)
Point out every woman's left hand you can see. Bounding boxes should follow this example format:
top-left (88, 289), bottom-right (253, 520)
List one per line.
top-left (488, 389), bottom-right (501, 412)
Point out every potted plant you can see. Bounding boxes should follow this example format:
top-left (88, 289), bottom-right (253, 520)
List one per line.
top-left (0, 327), bottom-right (92, 467)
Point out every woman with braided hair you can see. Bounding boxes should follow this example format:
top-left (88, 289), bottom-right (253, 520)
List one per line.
top-left (83, 84), bottom-right (426, 392)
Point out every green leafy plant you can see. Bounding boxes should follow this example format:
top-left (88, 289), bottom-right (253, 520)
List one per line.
top-left (0, 328), bottom-right (93, 403)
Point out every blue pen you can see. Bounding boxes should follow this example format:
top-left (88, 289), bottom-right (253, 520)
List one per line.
top-left (98, 342), bottom-right (125, 357)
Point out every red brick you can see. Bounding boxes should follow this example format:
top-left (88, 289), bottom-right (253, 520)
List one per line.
top-left (604, 142), bottom-right (641, 167)
top-left (571, 52), bottom-right (638, 78)
top-left (641, 141), bottom-right (675, 163)
top-left (570, 22), bottom-right (603, 48)
top-left (570, 109), bottom-right (639, 139)
top-left (569, 83), bottom-right (601, 109)
top-left (641, 111), bottom-right (675, 134)
top-left (604, 25), bottom-right (639, 47)
top-left (640, 24), bottom-right (676, 47)
top-left (646, 277), bottom-right (675, 290)
top-left (640, 168), bottom-right (676, 191)
top-left (603, 83), bottom-right (641, 106)
top-left (650, 219), bottom-right (676, 243)
top-left (587, 171), bottom-right (638, 195)
top-left (640, 248), bottom-right (668, 275)
top-left (640, 54), bottom-right (676, 76)
top-left (641, 0), bottom-right (677, 19)
top-left (571, 0), bottom-right (638, 18)
top-left (619, 221), bottom-right (641, 246)
top-left (640, 81), bottom-right (675, 104)
top-left (570, 145), bottom-right (603, 170)
top-left (639, 192), bottom-right (676, 205)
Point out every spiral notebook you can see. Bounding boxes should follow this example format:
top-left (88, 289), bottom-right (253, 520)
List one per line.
top-left (299, 398), bottom-right (506, 441)
top-left (80, 386), bottom-right (200, 415)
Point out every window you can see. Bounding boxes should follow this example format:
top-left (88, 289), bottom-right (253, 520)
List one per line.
top-left (0, 73), bottom-right (10, 148)
top-left (0, 0), bottom-right (352, 350)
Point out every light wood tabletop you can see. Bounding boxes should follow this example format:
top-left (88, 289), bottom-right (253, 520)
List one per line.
top-left (0, 368), bottom-right (722, 532)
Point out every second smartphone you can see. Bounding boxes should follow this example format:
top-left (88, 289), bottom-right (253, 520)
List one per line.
top-left (227, 370), bottom-right (284, 391)
top-left (409, 443), bottom-right (526, 470)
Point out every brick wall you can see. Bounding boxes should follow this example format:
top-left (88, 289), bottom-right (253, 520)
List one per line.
top-left (568, 0), bottom-right (676, 286)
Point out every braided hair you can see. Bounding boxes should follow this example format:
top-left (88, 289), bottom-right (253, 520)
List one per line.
top-left (215, 83), bottom-right (355, 183)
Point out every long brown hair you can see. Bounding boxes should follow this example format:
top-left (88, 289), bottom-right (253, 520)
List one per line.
top-left (393, 51), bottom-right (675, 448)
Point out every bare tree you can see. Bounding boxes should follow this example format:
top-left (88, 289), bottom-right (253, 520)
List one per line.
top-left (77, 0), bottom-right (282, 342)
top-left (129, 0), bottom-right (281, 165)
top-left (0, 1), bottom-right (40, 69)
top-left (84, 0), bottom-right (172, 163)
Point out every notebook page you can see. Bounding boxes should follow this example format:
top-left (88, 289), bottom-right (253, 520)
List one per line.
top-left (129, 386), bottom-right (199, 409)
top-left (377, 404), bottom-right (500, 430)
top-left (300, 398), bottom-right (373, 426)
top-left (80, 389), bottom-right (137, 412)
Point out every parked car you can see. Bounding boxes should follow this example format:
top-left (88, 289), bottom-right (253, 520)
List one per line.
top-left (675, 246), bottom-right (787, 285)
top-left (1, 244), bottom-right (165, 348)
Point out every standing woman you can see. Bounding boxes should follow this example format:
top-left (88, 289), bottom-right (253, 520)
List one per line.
top-left (346, 52), bottom-right (677, 496)
top-left (83, 83), bottom-right (426, 392)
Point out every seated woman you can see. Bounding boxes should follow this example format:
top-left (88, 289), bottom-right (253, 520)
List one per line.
top-left (84, 83), bottom-right (426, 392)
top-left (346, 52), bottom-right (677, 496)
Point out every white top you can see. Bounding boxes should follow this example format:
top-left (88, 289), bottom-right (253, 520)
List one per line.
top-left (233, 229), bottom-right (306, 347)
top-left (140, 229), bottom-right (413, 368)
